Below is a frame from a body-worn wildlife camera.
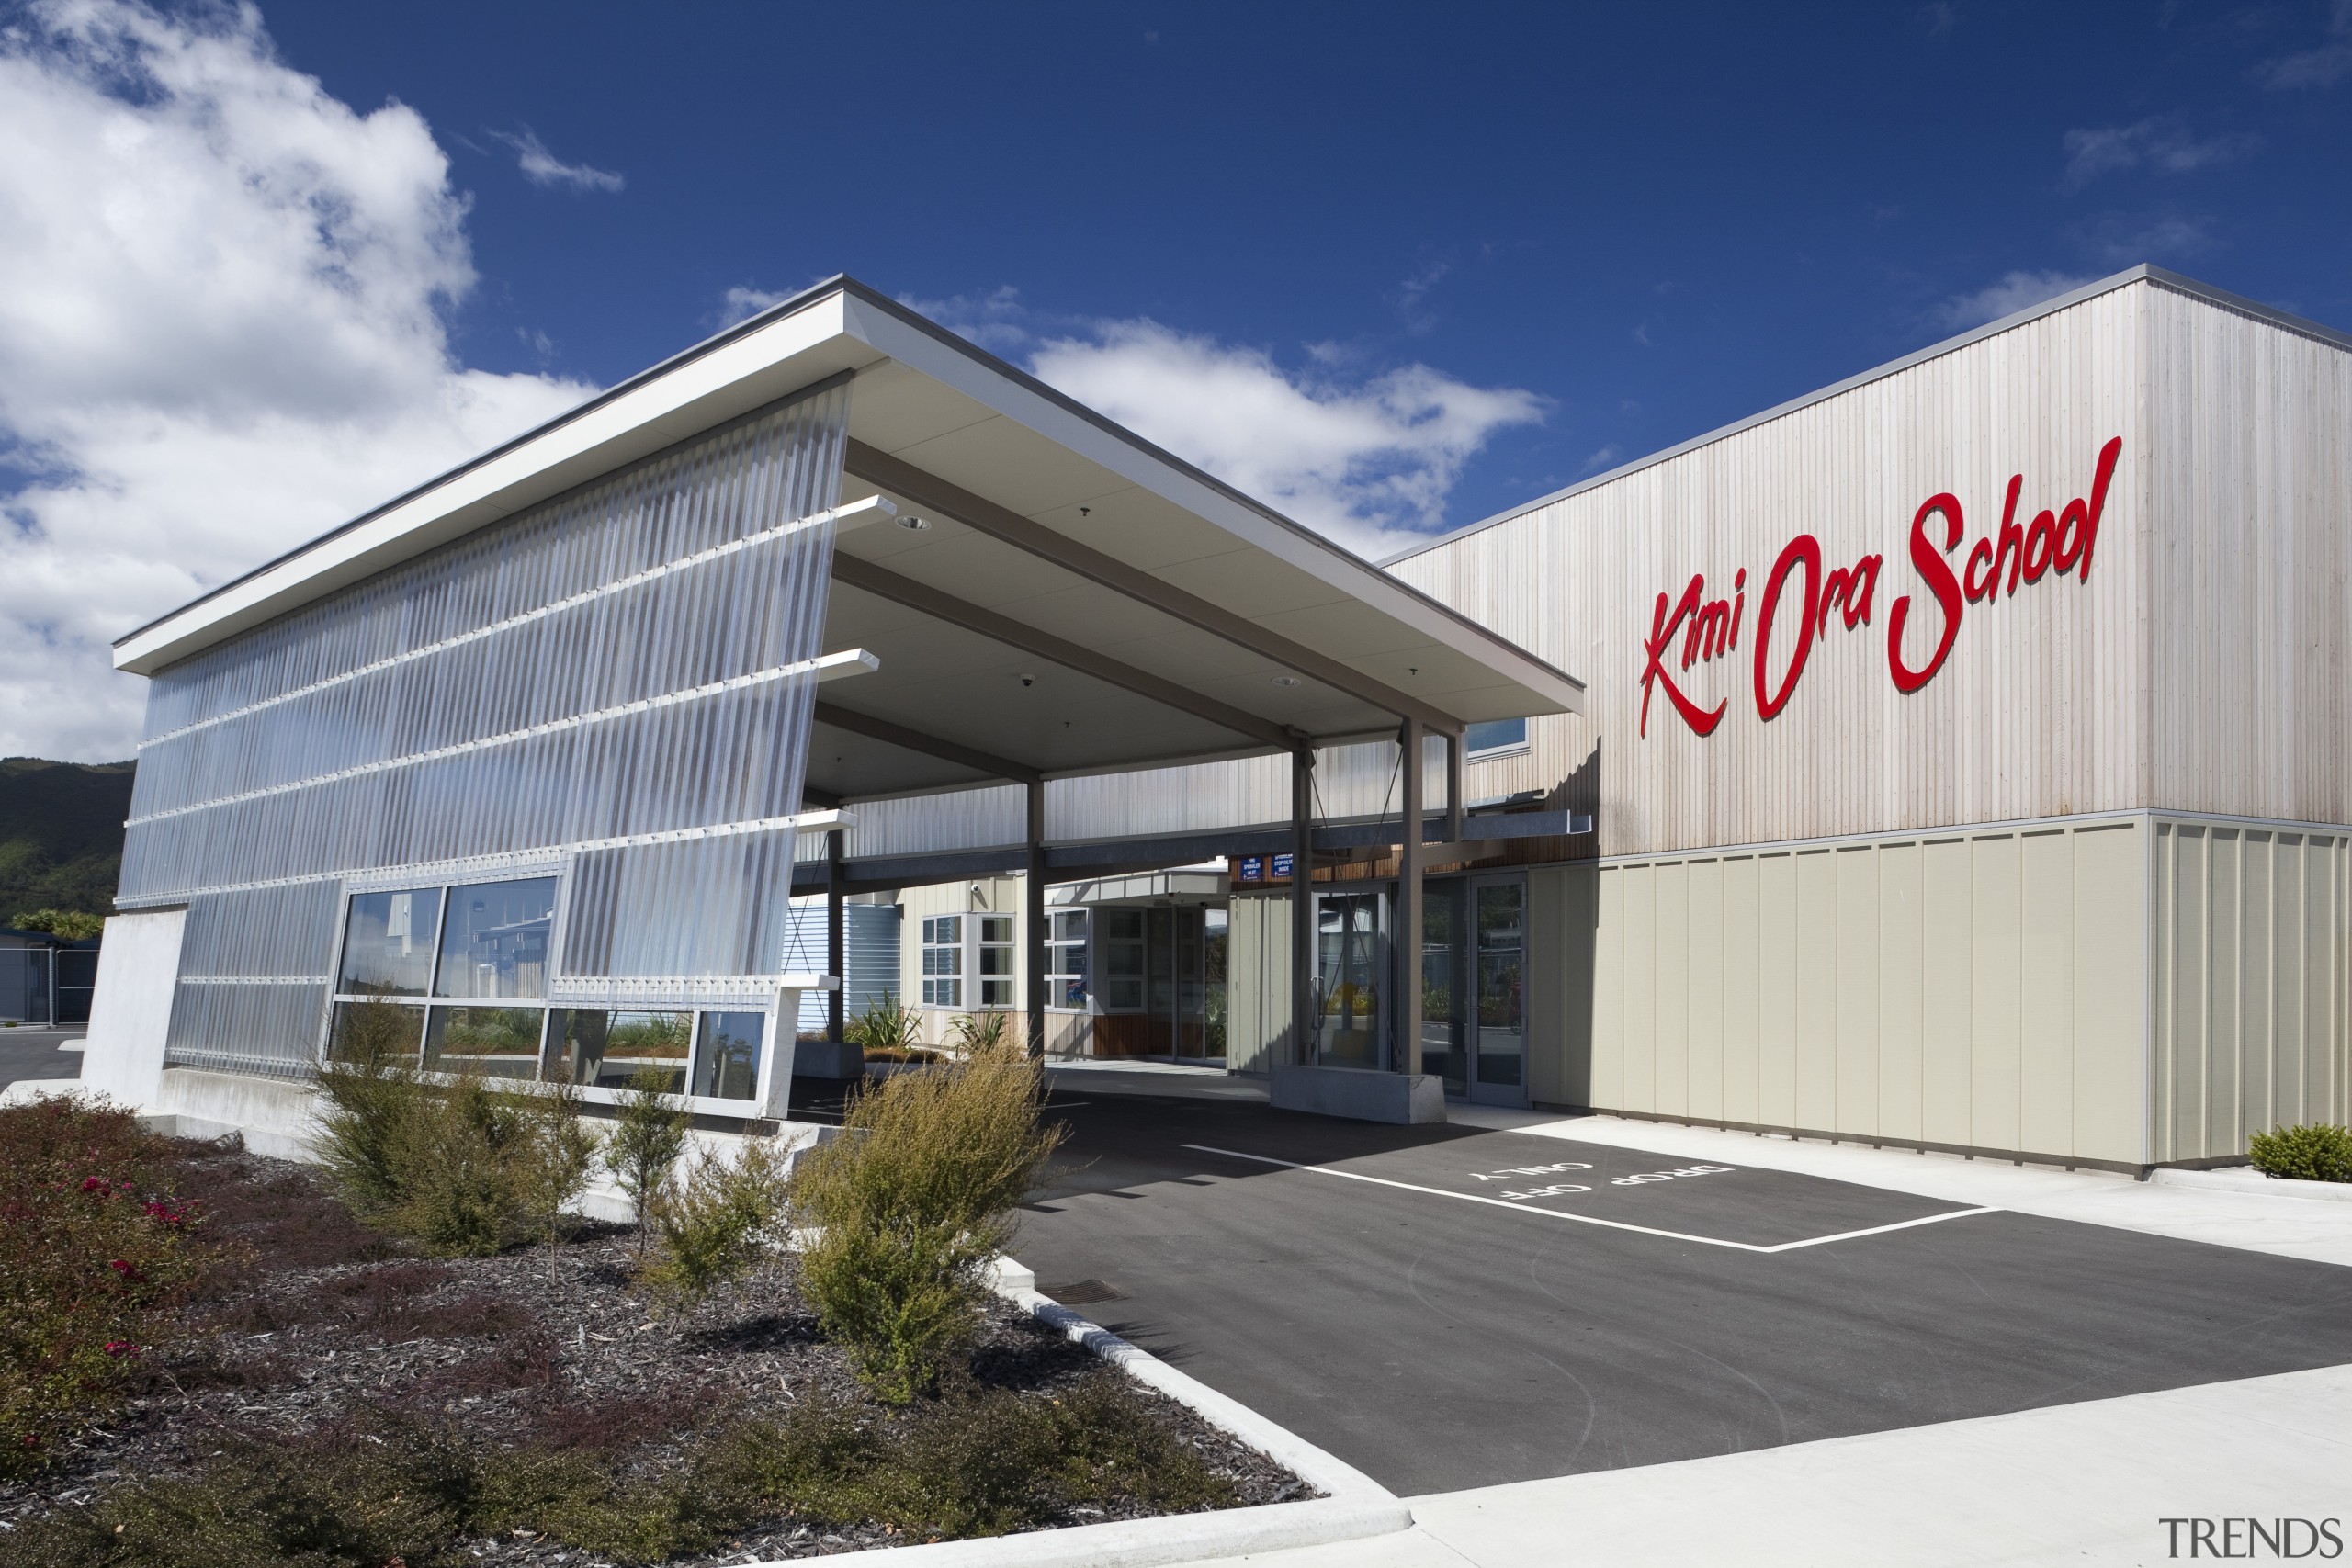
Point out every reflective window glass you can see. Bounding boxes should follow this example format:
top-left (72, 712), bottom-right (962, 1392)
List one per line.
top-left (338, 888), bottom-right (443, 997)
top-left (329, 998), bottom-right (424, 1063)
top-left (693, 1011), bottom-right (764, 1100)
top-left (424, 1006), bottom-right (545, 1080)
top-left (546, 1009), bottom-right (691, 1092)
top-left (1465, 717), bottom-right (1529, 757)
top-left (434, 878), bottom-right (558, 998)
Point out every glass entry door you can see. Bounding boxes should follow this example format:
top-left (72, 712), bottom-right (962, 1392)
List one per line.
top-left (1469, 879), bottom-right (1526, 1104)
top-left (1316, 893), bottom-right (1383, 1068)
top-left (1418, 875), bottom-right (1526, 1104)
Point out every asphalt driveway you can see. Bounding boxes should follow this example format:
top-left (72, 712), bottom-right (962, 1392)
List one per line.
top-left (1013, 1078), bottom-right (2352, 1496)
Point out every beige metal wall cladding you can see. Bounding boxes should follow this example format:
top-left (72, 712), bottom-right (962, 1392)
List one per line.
top-left (1387, 278), bottom-right (2352, 857)
top-left (2152, 820), bottom-right (2351, 1163)
top-left (1561, 818), bottom-right (2150, 1167)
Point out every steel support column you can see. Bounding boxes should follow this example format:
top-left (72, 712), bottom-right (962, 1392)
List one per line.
top-left (1446, 731), bottom-right (1465, 847)
top-left (1292, 747), bottom-right (1315, 1066)
top-left (1396, 718), bottom-right (1424, 1077)
top-left (826, 829), bottom-right (845, 1044)
top-left (1026, 779), bottom-right (1047, 1060)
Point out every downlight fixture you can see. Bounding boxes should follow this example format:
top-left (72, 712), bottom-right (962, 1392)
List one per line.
top-left (1271, 675), bottom-right (1301, 688)
top-left (896, 513), bottom-right (931, 531)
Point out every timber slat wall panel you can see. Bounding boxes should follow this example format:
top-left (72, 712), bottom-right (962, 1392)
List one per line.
top-left (1388, 278), bottom-right (2352, 856)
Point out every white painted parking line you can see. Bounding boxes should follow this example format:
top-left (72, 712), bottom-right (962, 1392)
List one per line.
top-left (1181, 1144), bottom-right (1999, 1255)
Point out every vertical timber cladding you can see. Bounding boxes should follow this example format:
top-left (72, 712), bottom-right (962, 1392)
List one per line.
top-left (1389, 275), bottom-right (2352, 1162)
top-left (120, 383), bottom-right (852, 1077)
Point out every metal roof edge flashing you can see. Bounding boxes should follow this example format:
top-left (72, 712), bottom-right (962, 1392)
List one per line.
top-left (1379, 265), bottom-right (2352, 569)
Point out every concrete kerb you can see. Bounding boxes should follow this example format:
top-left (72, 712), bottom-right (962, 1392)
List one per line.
top-left (766, 1258), bottom-right (1413, 1568)
top-left (2151, 1166), bottom-right (2352, 1204)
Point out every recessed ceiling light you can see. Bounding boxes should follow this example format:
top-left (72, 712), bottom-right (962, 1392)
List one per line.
top-left (896, 514), bottom-right (930, 531)
top-left (1271, 675), bottom-right (1300, 688)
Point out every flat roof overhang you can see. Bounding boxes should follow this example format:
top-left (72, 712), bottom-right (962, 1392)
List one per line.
top-left (117, 277), bottom-right (1584, 804)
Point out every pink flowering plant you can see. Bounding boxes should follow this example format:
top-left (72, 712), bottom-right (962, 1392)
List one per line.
top-left (0, 1097), bottom-right (216, 1476)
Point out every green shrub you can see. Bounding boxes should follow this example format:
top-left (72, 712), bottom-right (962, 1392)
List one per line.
top-left (2247, 1122), bottom-right (2352, 1183)
top-left (847, 997), bottom-right (922, 1055)
top-left (0, 1096), bottom-right (216, 1478)
top-left (384, 1076), bottom-right (545, 1257)
top-left (309, 994), bottom-right (428, 1214)
top-left (6, 908), bottom-right (105, 941)
top-left (792, 1040), bottom-right (1065, 1403)
top-left (605, 1066), bottom-right (692, 1247)
top-left (313, 1010), bottom-right (600, 1258)
top-left (946, 1010), bottom-right (1011, 1055)
top-left (641, 1137), bottom-right (791, 1313)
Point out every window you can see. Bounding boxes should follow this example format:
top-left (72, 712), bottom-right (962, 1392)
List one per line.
top-left (424, 1006), bottom-right (545, 1080)
top-left (977, 915), bottom-right (1014, 1008)
top-left (1098, 908), bottom-right (1145, 1011)
top-left (329, 998), bottom-right (425, 1062)
top-left (547, 1009), bottom-right (693, 1092)
top-left (1047, 910), bottom-right (1088, 1009)
top-left (693, 1011), bottom-right (764, 1100)
top-left (921, 915), bottom-right (963, 1007)
top-left (338, 888), bottom-right (442, 997)
top-left (1465, 717), bottom-right (1529, 757)
top-left (434, 877), bottom-right (557, 999)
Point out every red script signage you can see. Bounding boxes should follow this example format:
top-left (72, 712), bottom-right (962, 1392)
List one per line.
top-left (1638, 436), bottom-right (2121, 737)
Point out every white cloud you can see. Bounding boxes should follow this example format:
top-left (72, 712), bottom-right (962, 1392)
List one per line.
top-left (489, 126), bottom-right (623, 192)
top-left (1931, 269), bottom-right (2097, 331)
top-left (0, 0), bottom-right (594, 761)
top-left (2259, 0), bottom-right (2352, 88)
top-left (2061, 117), bottom-right (2258, 186)
top-left (1029, 320), bottom-right (1547, 560)
top-left (1579, 445), bottom-right (1623, 475)
top-left (720, 285), bottom-right (791, 323)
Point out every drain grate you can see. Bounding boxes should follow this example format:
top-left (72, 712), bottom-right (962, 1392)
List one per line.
top-left (1040, 1278), bottom-right (1125, 1305)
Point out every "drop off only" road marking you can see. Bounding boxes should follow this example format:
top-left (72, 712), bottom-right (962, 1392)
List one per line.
top-left (1180, 1144), bottom-right (1997, 1255)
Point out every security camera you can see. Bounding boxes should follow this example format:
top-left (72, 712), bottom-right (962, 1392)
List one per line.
top-left (1019, 673), bottom-right (1036, 687)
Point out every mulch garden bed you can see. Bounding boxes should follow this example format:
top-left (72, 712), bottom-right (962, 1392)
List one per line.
top-left (0, 1137), bottom-right (1309, 1565)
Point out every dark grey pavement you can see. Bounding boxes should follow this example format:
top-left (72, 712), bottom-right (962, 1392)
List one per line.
top-left (1014, 1079), bottom-right (2352, 1497)
top-left (0, 1026), bottom-right (83, 1089)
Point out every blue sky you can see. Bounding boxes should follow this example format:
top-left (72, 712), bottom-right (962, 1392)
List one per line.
top-left (264, 0), bottom-right (2352, 524)
top-left (1, 0), bottom-right (2347, 757)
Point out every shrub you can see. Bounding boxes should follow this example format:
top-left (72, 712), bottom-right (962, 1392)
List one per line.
top-left (605, 1065), bottom-right (692, 1246)
top-left (847, 997), bottom-right (922, 1055)
top-left (946, 1010), bottom-right (1011, 1055)
top-left (0, 1096), bottom-right (215, 1477)
top-left (315, 1010), bottom-right (599, 1258)
top-left (641, 1137), bottom-right (791, 1313)
top-left (309, 994), bottom-right (430, 1215)
top-left (792, 1040), bottom-right (1065, 1402)
top-left (2247, 1122), bottom-right (2352, 1183)
top-left (6, 908), bottom-right (104, 941)
top-left (384, 1075), bottom-right (545, 1257)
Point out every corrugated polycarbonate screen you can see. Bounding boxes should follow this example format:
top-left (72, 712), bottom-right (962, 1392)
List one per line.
top-left (130, 381), bottom-right (849, 1077)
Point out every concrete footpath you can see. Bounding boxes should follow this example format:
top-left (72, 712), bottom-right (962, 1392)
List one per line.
top-left (1176, 1362), bottom-right (2352, 1568)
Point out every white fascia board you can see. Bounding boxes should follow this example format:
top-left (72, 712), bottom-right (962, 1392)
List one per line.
top-left (116, 293), bottom-right (881, 675)
top-left (838, 294), bottom-right (1587, 718)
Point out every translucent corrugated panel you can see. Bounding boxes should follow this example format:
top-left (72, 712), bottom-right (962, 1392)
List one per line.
top-left (129, 381), bottom-right (849, 1076)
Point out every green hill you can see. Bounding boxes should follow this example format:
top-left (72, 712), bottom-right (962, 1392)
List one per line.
top-left (0, 757), bottom-right (137, 923)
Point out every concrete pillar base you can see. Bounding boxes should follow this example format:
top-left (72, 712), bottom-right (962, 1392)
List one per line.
top-left (1271, 1064), bottom-right (1446, 1124)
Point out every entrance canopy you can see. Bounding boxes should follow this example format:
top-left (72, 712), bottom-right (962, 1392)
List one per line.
top-left (116, 278), bottom-right (1584, 811)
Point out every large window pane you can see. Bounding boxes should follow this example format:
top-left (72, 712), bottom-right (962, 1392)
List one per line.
top-left (434, 878), bottom-right (558, 999)
top-left (329, 998), bottom-right (424, 1063)
top-left (424, 1005), bottom-right (544, 1080)
top-left (338, 888), bottom-right (443, 997)
top-left (548, 1009), bottom-right (691, 1092)
top-left (692, 1011), bottom-right (764, 1100)
top-left (1465, 717), bottom-right (1529, 757)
